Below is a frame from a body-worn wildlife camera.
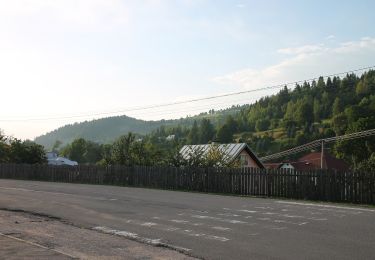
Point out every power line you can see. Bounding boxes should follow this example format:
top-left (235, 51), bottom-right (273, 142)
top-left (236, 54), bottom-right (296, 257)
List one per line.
top-left (260, 128), bottom-right (375, 162)
top-left (1, 65), bottom-right (374, 122)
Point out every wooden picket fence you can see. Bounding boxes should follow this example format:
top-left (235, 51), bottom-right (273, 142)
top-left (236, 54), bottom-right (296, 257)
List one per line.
top-left (0, 164), bottom-right (374, 204)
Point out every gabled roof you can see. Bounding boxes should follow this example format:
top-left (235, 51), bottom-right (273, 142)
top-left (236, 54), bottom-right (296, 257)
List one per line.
top-left (297, 152), bottom-right (349, 171)
top-left (264, 152), bottom-right (350, 171)
top-left (180, 143), bottom-right (264, 168)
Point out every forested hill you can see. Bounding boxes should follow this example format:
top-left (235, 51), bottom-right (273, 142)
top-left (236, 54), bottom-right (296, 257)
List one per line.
top-left (36, 70), bottom-right (375, 169)
top-left (140, 70), bottom-right (375, 168)
top-left (34, 107), bottom-right (239, 149)
top-left (34, 115), bottom-right (162, 148)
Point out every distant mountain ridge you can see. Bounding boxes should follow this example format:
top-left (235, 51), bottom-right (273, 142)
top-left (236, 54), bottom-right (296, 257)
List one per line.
top-left (34, 108), bottom-right (240, 149)
top-left (34, 115), bottom-right (167, 149)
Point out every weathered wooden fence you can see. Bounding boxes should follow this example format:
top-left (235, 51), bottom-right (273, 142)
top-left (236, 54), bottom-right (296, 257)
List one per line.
top-left (0, 164), bottom-right (374, 204)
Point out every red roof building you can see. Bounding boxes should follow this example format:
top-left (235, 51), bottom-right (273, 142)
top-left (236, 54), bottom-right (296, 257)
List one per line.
top-left (264, 152), bottom-right (350, 171)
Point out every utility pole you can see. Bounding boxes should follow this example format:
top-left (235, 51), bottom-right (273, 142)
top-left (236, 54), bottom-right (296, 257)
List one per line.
top-left (321, 140), bottom-right (325, 169)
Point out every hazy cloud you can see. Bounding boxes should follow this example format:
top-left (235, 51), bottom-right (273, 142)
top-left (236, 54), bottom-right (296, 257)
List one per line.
top-left (277, 44), bottom-right (326, 55)
top-left (214, 37), bottom-right (375, 90)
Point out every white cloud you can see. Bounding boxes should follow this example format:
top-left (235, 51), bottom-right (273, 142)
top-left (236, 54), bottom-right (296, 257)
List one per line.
top-left (214, 37), bottom-right (375, 90)
top-left (335, 37), bottom-right (375, 53)
top-left (277, 44), bottom-right (326, 55)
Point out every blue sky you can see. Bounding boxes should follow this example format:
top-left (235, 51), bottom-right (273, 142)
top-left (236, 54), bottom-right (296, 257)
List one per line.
top-left (0, 0), bottom-right (375, 139)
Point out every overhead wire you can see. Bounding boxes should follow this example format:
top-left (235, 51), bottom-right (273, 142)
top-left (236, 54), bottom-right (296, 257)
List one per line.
top-left (1, 65), bottom-right (374, 122)
top-left (260, 128), bottom-right (375, 162)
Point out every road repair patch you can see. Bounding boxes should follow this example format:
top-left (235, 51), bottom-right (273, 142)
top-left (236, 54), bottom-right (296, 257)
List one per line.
top-left (0, 209), bottom-right (197, 260)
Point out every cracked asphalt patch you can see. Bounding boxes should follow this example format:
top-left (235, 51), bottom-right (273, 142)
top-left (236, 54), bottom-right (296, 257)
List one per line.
top-left (0, 210), bottom-right (197, 260)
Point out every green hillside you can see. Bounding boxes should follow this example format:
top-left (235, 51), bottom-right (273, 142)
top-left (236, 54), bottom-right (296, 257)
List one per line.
top-left (37, 70), bottom-right (375, 169)
top-left (34, 107), bottom-right (239, 149)
top-left (142, 70), bottom-right (375, 168)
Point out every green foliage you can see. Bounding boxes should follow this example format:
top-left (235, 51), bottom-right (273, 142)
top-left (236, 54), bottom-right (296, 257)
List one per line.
top-left (313, 99), bottom-right (321, 122)
top-left (188, 121), bottom-right (199, 144)
top-left (283, 120), bottom-right (297, 138)
top-left (334, 116), bottom-right (375, 169)
top-left (355, 153), bottom-right (375, 172)
top-left (198, 119), bottom-right (215, 144)
top-left (294, 133), bottom-right (308, 146)
top-left (356, 70), bottom-right (375, 97)
top-left (332, 97), bottom-right (342, 116)
top-left (165, 145), bottom-right (186, 167)
top-left (216, 125), bottom-right (233, 143)
top-left (32, 70), bottom-right (375, 169)
top-left (356, 81), bottom-right (369, 96)
top-left (0, 131), bottom-right (9, 163)
top-left (65, 138), bottom-right (86, 163)
top-left (61, 138), bottom-right (104, 164)
top-left (216, 116), bottom-right (238, 143)
top-left (110, 133), bottom-right (136, 165)
top-left (255, 119), bottom-right (270, 131)
top-left (332, 113), bottom-right (348, 136)
top-left (107, 133), bottom-right (164, 166)
top-left (34, 115), bottom-right (182, 149)
top-left (35, 107), bottom-right (241, 149)
top-left (296, 98), bottom-right (313, 126)
top-left (0, 131), bottom-right (45, 164)
top-left (51, 140), bottom-right (62, 153)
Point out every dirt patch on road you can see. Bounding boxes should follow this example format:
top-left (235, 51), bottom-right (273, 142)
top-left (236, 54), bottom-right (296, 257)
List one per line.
top-left (0, 210), bottom-right (197, 259)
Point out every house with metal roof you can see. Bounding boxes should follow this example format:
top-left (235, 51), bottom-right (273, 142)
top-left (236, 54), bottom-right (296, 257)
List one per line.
top-left (263, 152), bottom-right (349, 171)
top-left (179, 143), bottom-right (264, 168)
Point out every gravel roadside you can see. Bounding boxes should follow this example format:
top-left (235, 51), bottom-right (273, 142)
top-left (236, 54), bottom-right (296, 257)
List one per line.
top-left (0, 209), bottom-right (197, 260)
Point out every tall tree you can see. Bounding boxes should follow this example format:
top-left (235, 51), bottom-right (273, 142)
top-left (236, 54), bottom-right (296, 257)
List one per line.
top-left (8, 139), bottom-right (46, 164)
top-left (216, 116), bottom-right (238, 143)
top-left (295, 98), bottom-right (313, 125)
top-left (216, 124), bottom-right (233, 143)
top-left (0, 131), bottom-right (9, 163)
top-left (317, 76), bottom-right (326, 89)
top-left (198, 119), bottom-right (215, 144)
top-left (84, 141), bottom-right (103, 163)
top-left (111, 133), bottom-right (136, 165)
top-left (313, 98), bottom-right (321, 122)
top-left (63, 138), bottom-right (87, 163)
top-left (356, 80), bottom-right (370, 97)
top-left (332, 97), bottom-right (342, 116)
top-left (321, 91), bottom-right (331, 118)
top-left (332, 113), bottom-right (348, 136)
top-left (188, 120), bottom-right (199, 144)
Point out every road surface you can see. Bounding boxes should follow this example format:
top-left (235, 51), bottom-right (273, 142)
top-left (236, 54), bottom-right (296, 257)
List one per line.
top-left (0, 179), bottom-right (374, 260)
top-left (0, 209), bottom-right (195, 259)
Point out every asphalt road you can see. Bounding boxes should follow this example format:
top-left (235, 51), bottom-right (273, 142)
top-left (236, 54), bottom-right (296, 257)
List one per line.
top-left (0, 179), bottom-right (374, 260)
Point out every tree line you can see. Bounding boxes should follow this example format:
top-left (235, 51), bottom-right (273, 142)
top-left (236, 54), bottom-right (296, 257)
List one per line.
top-left (55, 133), bottom-right (238, 168)
top-left (0, 133), bottom-right (46, 164)
top-left (2, 70), bottom-right (375, 171)
top-left (53, 70), bottom-right (375, 170)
